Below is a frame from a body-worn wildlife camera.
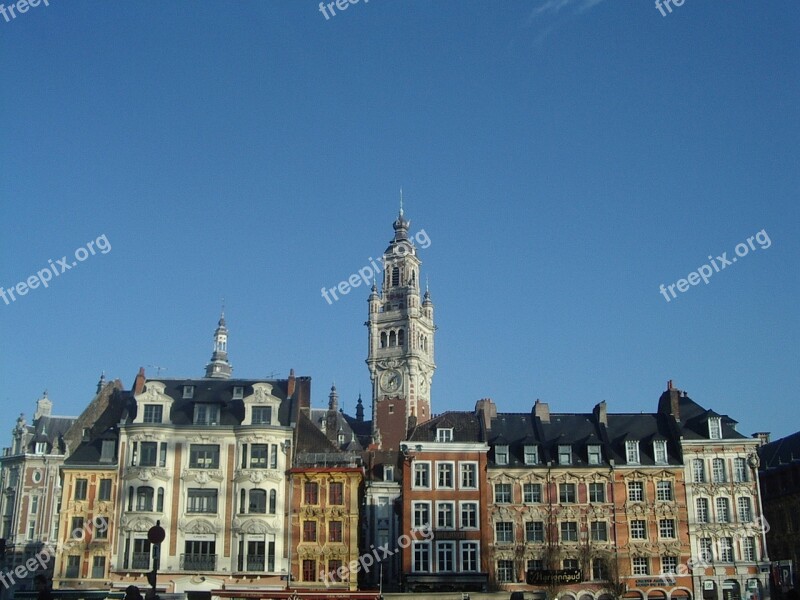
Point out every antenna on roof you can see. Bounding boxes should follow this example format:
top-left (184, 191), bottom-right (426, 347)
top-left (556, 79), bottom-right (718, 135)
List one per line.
top-left (265, 371), bottom-right (280, 379)
top-left (147, 365), bottom-right (168, 377)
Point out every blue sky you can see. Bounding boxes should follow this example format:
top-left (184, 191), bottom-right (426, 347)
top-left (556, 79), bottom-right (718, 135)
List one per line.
top-left (1, 0), bottom-right (798, 443)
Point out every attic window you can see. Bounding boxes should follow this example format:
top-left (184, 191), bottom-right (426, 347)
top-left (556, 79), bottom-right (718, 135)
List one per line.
top-left (558, 445), bottom-right (572, 465)
top-left (384, 465), bottom-right (394, 481)
top-left (626, 440), bottom-right (640, 464)
top-left (708, 417), bottom-right (722, 440)
top-left (588, 444), bottom-right (602, 465)
top-left (436, 428), bottom-right (453, 443)
top-left (654, 440), bottom-right (668, 464)
top-left (100, 440), bottom-right (115, 463)
top-left (183, 385), bottom-right (195, 399)
top-left (35, 442), bottom-right (47, 455)
top-left (524, 445), bottom-right (539, 465)
top-left (495, 445), bottom-right (509, 465)
top-left (194, 403), bottom-right (219, 426)
top-left (232, 386), bottom-right (244, 400)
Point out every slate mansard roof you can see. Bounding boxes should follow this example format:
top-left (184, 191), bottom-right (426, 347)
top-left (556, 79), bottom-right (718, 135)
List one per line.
top-left (127, 377), bottom-right (296, 428)
top-left (759, 430), bottom-right (800, 470)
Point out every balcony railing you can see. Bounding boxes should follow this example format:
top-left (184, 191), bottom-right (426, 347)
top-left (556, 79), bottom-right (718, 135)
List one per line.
top-left (180, 553), bottom-right (217, 571)
top-left (246, 555), bottom-right (265, 571)
top-left (131, 553), bottom-right (150, 570)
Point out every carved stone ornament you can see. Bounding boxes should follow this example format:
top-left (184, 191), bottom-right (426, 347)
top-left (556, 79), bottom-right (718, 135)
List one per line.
top-left (376, 359), bottom-right (402, 370)
top-left (180, 518), bottom-right (219, 534)
top-left (120, 515), bottom-right (156, 532)
top-left (251, 383), bottom-right (275, 403)
top-left (181, 469), bottom-right (224, 484)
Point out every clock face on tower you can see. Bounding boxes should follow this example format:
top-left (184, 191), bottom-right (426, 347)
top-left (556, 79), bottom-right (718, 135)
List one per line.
top-left (381, 370), bottom-right (402, 393)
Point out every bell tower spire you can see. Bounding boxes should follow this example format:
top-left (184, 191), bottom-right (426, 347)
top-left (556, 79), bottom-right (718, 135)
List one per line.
top-left (205, 308), bottom-right (233, 379)
top-left (366, 200), bottom-right (436, 450)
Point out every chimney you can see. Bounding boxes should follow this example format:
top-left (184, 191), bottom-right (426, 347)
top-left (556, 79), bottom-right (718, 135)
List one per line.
top-left (534, 399), bottom-right (550, 424)
top-left (752, 432), bottom-right (771, 446)
top-left (657, 380), bottom-right (681, 422)
top-left (475, 398), bottom-right (496, 433)
top-left (133, 367), bottom-right (147, 395)
top-left (287, 368), bottom-right (296, 398)
top-left (593, 401), bottom-right (608, 426)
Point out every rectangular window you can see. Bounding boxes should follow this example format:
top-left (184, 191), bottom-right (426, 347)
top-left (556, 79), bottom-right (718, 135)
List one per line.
top-left (460, 463), bottom-right (477, 489)
top-left (734, 457), bottom-right (749, 482)
top-left (436, 502), bottom-right (454, 529)
top-left (523, 483), bottom-right (542, 503)
top-left (91, 556), bottom-right (105, 579)
top-left (592, 558), bottom-right (608, 581)
top-left (28, 520), bottom-right (36, 539)
top-left (143, 404), bottom-right (163, 424)
top-left (138, 442), bottom-right (157, 467)
top-left (632, 557), bottom-right (649, 576)
top-left (495, 445), bottom-right (509, 465)
top-left (588, 444), bottom-right (602, 465)
top-left (558, 445), bottom-right (572, 465)
top-left (329, 520), bottom-right (342, 542)
top-left (709, 417), bottom-right (723, 440)
top-left (697, 498), bottom-right (709, 523)
top-left (559, 483), bottom-right (576, 503)
top-left (413, 502), bottom-right (431, 529)
top-left (590, 521), bottom-right (608, 541)
top-left (182, 385), bottom-right (194, 399)
top-left (232, 386), bottom-right (244, 399)
top-left (194, 403), bottom-right (219, 425)
top-left (413, 542), bottom-right (431, 572)
top-left (461, 542), bottom-right (479, 572)
top-left (564, 559), bottom-right (579, 570)
top-left (497, 560), bottom-right (515, 582)
top-left (270, 444), bottom-right (278, 469)
top-left (589, 482), bottom-right (605, 503)
top-left (252, 406), bottom-right (272, 425)
top-left (528, 559), bottom-right (544, 573)
top-left (136, 487), bottom-right (154, 511)
top-left (693, 459), bottom-right (706, 483)
top-left (436, 542), bottom-right (455, 572)
top-left (187, 489), bottom-right (218, 513)
top-left (742, 537), bottom-right (756, 561)
top-left (657, 481), bottom-right (673, 501)
top-left (98, 479), bottom-right (112, 501)
top-left (437, 463), bottom-right (454, 489)
top-left (74, 479), bottom-right (88, 501)
top-left (460, 502), bottom-right (478, 529)
top-left (560, 521), bottom-right (578, 542)
top-left (525, 521), bottom-right (544, 543)
top-left (94, 517), bottom-right (109, 539)
top-left (630, 519), bottom-right (646, 540)
top-left (495, 483), bottom-right (512, 504)
top-left (413, 463), bottom-right (430, 488)
top-left (738, 497), bottom-right (753, 522)
top-left (628, 481), bottom-right (644, 502)
top-left (189, 444), bottom-right (220, 468)
top-left (383, 465), bottom-right (394, 481)
top-left (302, 559), bottom-right (316, 581)
top-left (662, 556), bottom-right (678, 575)
top-left (712, 458), bottom-right (727, 483)
top-left (524, 445), bottom-right (539, 465)
top-left (626, 440), bottom-right (640, 464)
top-left (495, 521), bottom-right (513, 544)
top-left (716, 497), bottom-right (730, 523)
top-left (719, 537), bottom-right (733, 562)
top-left (329, 482), bottom-right (344, 505)
top-left (658, 519), bottom-right (676, 539)
top-left (700, 538), bottom-right (713, 562)
top-left (250, 444), bottom-right (268, 468)
top-left (654, 440), bottom-right (668, 464)
top-left (302, 521), bottom-right (317, 542)
top-left (436, 428), bottom-right (453, 442)
top-left (66, 555), bottom-right (80, 578)
top-left (71, 517), bottom-right (84, 538)
top-left (304, 482), bottom-right (319, 505)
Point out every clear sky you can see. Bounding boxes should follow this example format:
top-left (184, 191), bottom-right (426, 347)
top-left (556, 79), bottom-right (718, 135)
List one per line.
top-left (1, 1), bottom-right (798, 443)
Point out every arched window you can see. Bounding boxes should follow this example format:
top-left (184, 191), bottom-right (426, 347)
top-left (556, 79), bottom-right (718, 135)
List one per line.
top-left (269, 489), bottom-right (277, 514)
top-left (136, 487), bottom-right (154, 512)
top-left (240, 489), bottom-right (246, 514)
top-left (389, 331), bottom-right (397, 347)
top-left (127, 486), bottom-right (134, 511)
top-left (250, 489), bottom-right (267, 513)
top-left (380, 332), bottom-right (387, 348)
top-left (398, 329), bottom-right (405, 348)
top-left (157, 488), bottom-right (164, 512)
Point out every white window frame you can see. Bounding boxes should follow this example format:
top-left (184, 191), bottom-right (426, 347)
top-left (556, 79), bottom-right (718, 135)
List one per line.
top-left (459, 462), bottom-right (478, 489)
top-left (658, 518), bottom-right (676, 539)
top-left (626, 440), bottom-right (640, 464)
top-left (460, 501), bottom-right (479, 530)
top-left (632, 557), bottom-right (649, 575)
top-left (524, 445), bottom-right (539, 465)
top-left (558, 445), bottom-right (572, 465)
top-left (696, 497), bottom-right (709, 523)
top-left (738, 496), bottom-right (753, 522)
top-left (716, 497), bottom-right (730, 523)
top-left (412, 501), bottom-right (431, 530)
top-left (523, 482), bottom-right (542, 503)
top-left (656, 480), bottom-right (673, 502)
top-left (436, 462), bottom-right (455, 489)
top-left (435, 501), bottom-right (455, 530)
top-left (436, 541), bottom-right (455, 572)
top-left (183, 385), bottom-right (194, 399)
top-left (412, 541), bottom-right (431, 573)
top-left (628, 481), bottom-right (644, 502)
top-left (412, 461), bottom-right (431, 489)
top-left (708, 417), bottom-right (723, 440)
top-left (588, 444), bottom-right (602, 465)
top-left (460, 541), bottom-right (479, 572)
top-left (494, 482), bottom-right (512, 504)
top-left (630, 519), bottom-right (647, 540)
top-left (654, 440), bottom-right (668, 464)
top-left (436, 428), bottom-right (453, 443)
top-left (495, 445), bottom-right (509, 465)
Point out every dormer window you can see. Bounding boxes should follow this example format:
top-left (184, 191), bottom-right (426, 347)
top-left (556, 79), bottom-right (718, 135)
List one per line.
top-left (626, 440), bottom-right (640, 464)
top-left (588, 444), bottom-right (602, 465)
top-left (558, 445), bottom-right (572, 465)
top-left (35, 442), bottom-right (47, 455)
top-left (654, 440), bottom-right (668, 464)
top-left (183, 385), bottom-right (195, 399)
top-left (524, 445), bottom-right (539, 465)
top-left (708, 417), bottom-right (722, 440)
top-left (194, 403), bottom-right (219, 426)
top-left (100, 440), bottom-right (115, 463)
top-left (495, 445), bottom-right (509, 466)
top-left (232, 386), bottom-right (244, 400)
top-left (436, 428), bottom-right (453, 443)
top-left (384, 465), bottom-right (394, 481)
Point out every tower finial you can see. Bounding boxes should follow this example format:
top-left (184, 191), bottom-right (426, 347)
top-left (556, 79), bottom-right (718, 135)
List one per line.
top-left (399, 188), bottom-right (404, 216)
